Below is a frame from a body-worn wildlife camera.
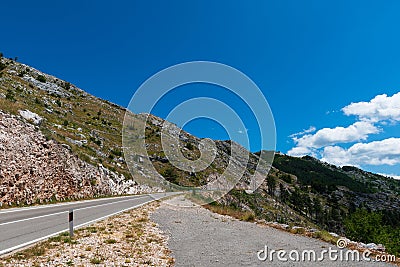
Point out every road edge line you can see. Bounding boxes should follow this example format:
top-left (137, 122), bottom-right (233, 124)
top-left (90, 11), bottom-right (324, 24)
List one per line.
top-left (0, 196), bottom-right (164, 256)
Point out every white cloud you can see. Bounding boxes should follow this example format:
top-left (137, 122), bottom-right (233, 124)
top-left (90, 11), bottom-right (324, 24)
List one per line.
top-left (378, 173), bottom-right (400, 180)
top-left (291, 121), bottom-right (379, 149)
top-left (321, 138), bottom-right (400, 167)
top-left (288, 92), bottom-right (400, 176)
top-left (237, 128), bottom-right (248, 134)
top-left (289, 126), bottom-right (316, 138)
top-left (342, 92), bottom-right (400, 123)
top-left (287, 146), bottom-right (314, 157)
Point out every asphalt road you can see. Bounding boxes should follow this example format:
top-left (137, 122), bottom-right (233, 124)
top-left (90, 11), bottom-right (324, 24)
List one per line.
top-left (0, 192), bottom-right (177, 255)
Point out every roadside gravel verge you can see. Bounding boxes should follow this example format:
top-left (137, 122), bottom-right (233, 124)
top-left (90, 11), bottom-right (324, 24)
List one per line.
top-left (152, 196), bottom-right (393, 267)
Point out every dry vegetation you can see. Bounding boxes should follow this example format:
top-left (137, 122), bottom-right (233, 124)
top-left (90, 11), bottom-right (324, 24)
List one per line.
top-left (0, 203), bottom-right (174, 267)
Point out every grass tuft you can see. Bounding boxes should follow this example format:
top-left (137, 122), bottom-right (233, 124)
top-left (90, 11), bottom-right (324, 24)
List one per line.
top-left (104, 239), bottom-right (117, 244)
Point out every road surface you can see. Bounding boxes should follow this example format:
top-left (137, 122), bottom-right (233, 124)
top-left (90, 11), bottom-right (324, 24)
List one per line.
top-left (152, 196), bottom-right (394, 267)
top-left (0, 192), bottom-right (177, 256)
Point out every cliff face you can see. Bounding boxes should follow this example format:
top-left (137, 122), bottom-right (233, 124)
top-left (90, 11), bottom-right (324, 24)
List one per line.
top-left (0, 110), bottom-right (155, 207)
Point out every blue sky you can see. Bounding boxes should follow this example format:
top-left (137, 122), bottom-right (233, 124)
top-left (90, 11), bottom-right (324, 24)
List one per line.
top-left (1, 0), bottom-right (400, 177)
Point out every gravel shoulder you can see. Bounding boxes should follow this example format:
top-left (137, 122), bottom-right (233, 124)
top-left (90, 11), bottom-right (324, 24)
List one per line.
top-left (152, 196), bottom-right (394, 267)
top-left (0, 202), bottom-right (174, 267)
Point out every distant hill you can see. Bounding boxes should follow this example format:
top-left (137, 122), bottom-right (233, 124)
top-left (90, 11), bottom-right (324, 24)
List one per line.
top-left (205, 152), bottom-right (400, 254)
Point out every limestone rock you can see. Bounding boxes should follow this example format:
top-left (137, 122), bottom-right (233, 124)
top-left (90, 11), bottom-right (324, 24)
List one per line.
top-left (18, 109), bottom-right (43, 125)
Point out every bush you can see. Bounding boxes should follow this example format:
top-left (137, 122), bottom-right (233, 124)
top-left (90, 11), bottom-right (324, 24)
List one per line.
top-left (185, 142), bottom-right (195, 150)
top-left (63, 82), bottom-right (71, 90)
top-left (90, 258), bottom-right (102, 264)
top-left (161, 167), bottom-right (178, 183)
top-left (345, 209), bottom-right (400, 255)
top-left (111, 149), bottom-right (123, 157)
top-left (36, 75), bottom-right (46, 83)
top-left (290, 227), bottom-right (306, 235)
top-left (0, 62), bottom-right (6, 72)
top-left (240, 212), bottom-right (255, 222)
top-left (63, 120), bottom-right (69, 126)
top-left (312, 230), bottom-right (337, 243)
top-left (5, 89), bottom-right (15, 101)
top-left (89, 136), bottom-right (102, 146)
top-left (281, 174), bottom-right (292, 183)
top-left (344, 209), bottom-right (383, 243)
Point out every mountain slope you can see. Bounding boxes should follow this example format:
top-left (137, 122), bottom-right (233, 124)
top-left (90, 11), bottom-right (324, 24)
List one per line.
top-left (0, 56), bottom-right (161, 206)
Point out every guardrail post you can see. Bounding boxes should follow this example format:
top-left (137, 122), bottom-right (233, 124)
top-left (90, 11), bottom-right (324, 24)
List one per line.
top-left (69, 209), bottom-right (74, 237)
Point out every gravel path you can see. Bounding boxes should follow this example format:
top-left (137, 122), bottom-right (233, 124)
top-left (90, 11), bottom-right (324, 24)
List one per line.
top-left (152, 196), bottom-right (393, 267)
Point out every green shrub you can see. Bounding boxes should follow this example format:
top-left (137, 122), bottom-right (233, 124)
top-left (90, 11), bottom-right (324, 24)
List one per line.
top-left (90, 258), bottom-right (102, 264)
top-left (35, 97), bottom-right (42, 105)
top-left (240, 212), bottom-right (255, 222)
top-left (0, 62), bottom-right (6, 72)
top-left (185, 142), bottom-right (195, 150)
top-left (161, 167), bottom-right (179, 183)
top-left (111, 149), bottom-right (123, 157)
top-left (5, 89), bottom-right (15, 101)
top-left (291, 227), bottom-right (306, 235)
top-left (281, 174), bottom-right (292, 183)
top-left (104, 239), bottom-right (117, 244)
top-left (312, 230), bottom-right (337, 243)
top-left (63, 82), bottom-right (71, 90)
top-left (345, 209), bottom-right (400, 255)
top-left (36, 75), bottom-right (46, 83)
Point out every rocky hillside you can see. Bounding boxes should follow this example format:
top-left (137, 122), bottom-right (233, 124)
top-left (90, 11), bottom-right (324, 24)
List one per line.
top-left (129, 113), bottom-right (269, 189)
top-left (0, 56), bottom-right (162, 207)
top-left (0, 110), bottom-right (155, 207)
top-left (0, 56), bottom-right (129, 178)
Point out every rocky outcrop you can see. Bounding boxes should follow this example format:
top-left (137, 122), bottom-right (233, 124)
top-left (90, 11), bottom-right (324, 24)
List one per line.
top-left (18, 109), bottom-right (43, 125)
top-left (0, 110), bottom-right (159, 207)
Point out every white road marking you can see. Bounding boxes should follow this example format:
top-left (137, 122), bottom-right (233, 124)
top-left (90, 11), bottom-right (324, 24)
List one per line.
top-left (0, 196), bottom-right (148, 226)
top-left (0, 198), bottom-right (155, 256)
top-left (0, 195), bottom-right (143, 214)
